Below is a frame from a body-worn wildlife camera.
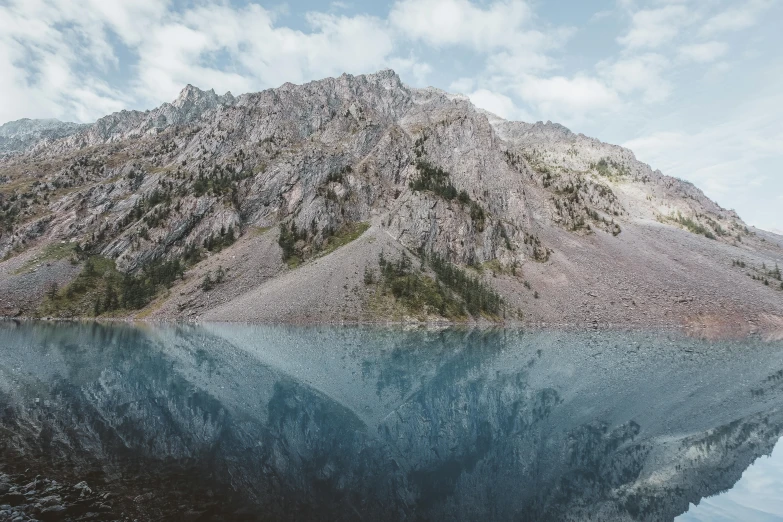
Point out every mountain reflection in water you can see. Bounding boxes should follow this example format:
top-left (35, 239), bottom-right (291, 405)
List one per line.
top-left (676, 438), bottom-right (783, 521)
top-left (1, 321), bottom-right (783, 521)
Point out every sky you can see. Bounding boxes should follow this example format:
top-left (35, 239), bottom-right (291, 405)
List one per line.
top-left (0, 0), bottom-right (780, 231)
top-left (676, 437), bottom-right (783, 522)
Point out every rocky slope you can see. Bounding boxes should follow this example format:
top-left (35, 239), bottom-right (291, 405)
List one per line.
top-left (0, 118), bottom-right (85, 156)
top-left (0, 70), bottom-right (781, 327)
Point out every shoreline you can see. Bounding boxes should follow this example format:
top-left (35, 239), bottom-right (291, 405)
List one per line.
top-left (2, 314), bottom-right (781, 341)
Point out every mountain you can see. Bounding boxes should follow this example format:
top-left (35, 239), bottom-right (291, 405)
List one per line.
top-left (0, 118), bottom-right (86, 155)
top-left (0, 70), bottom-right (781, 329)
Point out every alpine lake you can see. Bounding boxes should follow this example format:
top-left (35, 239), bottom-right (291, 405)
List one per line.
top-left (1, 321), bottom-right (783, 521)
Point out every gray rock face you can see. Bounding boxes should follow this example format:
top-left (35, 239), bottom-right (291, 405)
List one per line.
top-left (0, 119), bottom-right (85, 156)
top-left (0, 69), bottom-right (781, 323)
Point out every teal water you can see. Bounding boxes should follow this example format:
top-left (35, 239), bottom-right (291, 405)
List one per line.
top-left (1, 321), bottom-right (783, 521)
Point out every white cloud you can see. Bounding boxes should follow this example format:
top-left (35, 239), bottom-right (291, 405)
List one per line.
top-left (133, 5), bottom-right (396, 101)
top-left (678, 41), bottom-right (728, 63)
top-left (465, 89), bottom-right (520, 120)
top-left (0, 1), bottom-right (400, 122)
top-left (82, 0), bottom-right (170, 47)
top-left (0, 0), bottom-right (144, 122)
top-left (515, 75), bottom-right (620, 115)
top-left (618, 5), bottom-right (690, 49)
top-left (449, 77), bottom-right (475, 93)
top-left (0, 0), bottom-right (571, 125)
top-left (387, 56), bottom-right (432, 85)
top-left (589, 10), bottom-right (613, 23)
top-left (598, 53), bottom-right (671, 103)
top-left (506, 53), bottom-right (672, 121)
top-left (700, 0), bottom-right (773, 36)
top-left (623, 90), bottom-right (783, 227)
top-left (389, 0), bottom-right (534, 51)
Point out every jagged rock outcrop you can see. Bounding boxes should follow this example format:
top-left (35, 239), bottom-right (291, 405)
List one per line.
top-left (0, 70), bottom-right (781, 325)
top-left (0, 118), bottom-right (85, 156)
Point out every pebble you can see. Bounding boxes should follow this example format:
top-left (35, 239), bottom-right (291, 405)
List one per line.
top-left (0, 475), bottom-right (106, 522)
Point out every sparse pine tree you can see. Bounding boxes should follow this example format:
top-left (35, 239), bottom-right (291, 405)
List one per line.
top-left (84, 258), bottom-right (96, 277)
top-left (201, 272), bottom-right (214, 291)
top-left (104, 283), bottom-right (118, 311)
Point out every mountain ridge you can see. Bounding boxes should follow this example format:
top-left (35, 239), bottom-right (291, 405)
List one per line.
top-left (0, 118), bottom-right (86, 156)
top-left (0, 69), bottom-right (781, 330)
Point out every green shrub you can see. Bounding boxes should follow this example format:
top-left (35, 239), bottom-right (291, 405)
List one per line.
top-left (199, 266), bottom-right (226, 292)
top-left (423, 251), bottom-right (504, 317)
top-left (279, 220), bottom-right (369, 265)
top-left (119, 258), bottom-right (185, 310)
top-left (201, 272), bottom-right (214, 291)
top-left (375, 251), bottom-right (466, 319)
top-left (278, 221), bottom-right (305, 262)
top-left (672, 213), bottom-right (716, 239)
top-left (410, 161), bottom-right (457, 199)
top-left (372, 250), bottom-right (505, 319)
top-left (590, 158), bottom-right (630, 179)
top-left (326, 166), bottom-right (351, 183)
top-left (192, 165), bottom-right (253, 198)
top-left (203, 225), bottom-right (236, 252)
top-left (409, 161), bottom-right (487, 231)
top-left (41, 250), bottom-right (192, 317)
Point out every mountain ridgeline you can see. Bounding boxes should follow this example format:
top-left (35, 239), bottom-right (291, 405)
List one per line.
top-left (0, 70), bottom-right (781, 327)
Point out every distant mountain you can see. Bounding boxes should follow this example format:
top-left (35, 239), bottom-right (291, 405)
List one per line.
top-left (0, 70), bottom-right (781, 329)
top-left (0, 118), bottom-right (86, 155)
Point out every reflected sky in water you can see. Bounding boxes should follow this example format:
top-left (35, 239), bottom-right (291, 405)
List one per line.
top-left (1, 321), bottom-right (783, 521)
top-left (678, 438), bottom-right (783, 522)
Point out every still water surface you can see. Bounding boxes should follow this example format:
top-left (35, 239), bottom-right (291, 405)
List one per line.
top-left (1, 321), bottom-right (783, 521)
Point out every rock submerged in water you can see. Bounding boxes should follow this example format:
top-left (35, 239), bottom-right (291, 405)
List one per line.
top-left (0, 491), bottom-right (25, 507)
top-left (0, 462), bottom-right (245, 520)
top-left (37, 504), bottom-right (66, 521)
top-left (0, 474), bottom-right (115, 522)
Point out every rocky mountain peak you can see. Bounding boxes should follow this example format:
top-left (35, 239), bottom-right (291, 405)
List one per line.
top-left (0, 118), bottom-right (85, 155)
top-left (171, 84), bottom-right (235, 114)
top-left (1, 118), bottom-right (68, 136)
top-left (362, 68), bottom-right (404, 89)
top-left (172, 84), bottom-right (231, 109)
top-left (1, 69), bottom-right (781, 328)
top-left (173, 84), bottom-right (209, 106)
